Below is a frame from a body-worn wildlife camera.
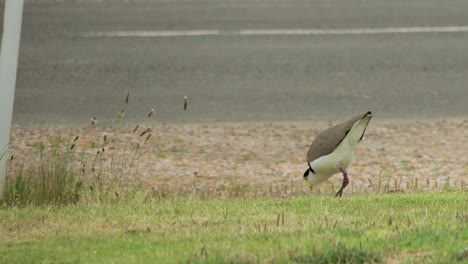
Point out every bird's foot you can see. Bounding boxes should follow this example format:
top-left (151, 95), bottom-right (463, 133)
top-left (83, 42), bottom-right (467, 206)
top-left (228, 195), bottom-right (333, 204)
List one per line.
top-left (335, 188), bottom-right (344, 197)
top-left (304, 178), bottom-right (314, 193)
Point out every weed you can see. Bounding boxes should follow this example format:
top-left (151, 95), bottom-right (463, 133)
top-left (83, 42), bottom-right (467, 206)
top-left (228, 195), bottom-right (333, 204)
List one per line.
top-left (3, 133), bottom-right (83, 205)
top-left (2, 91), bottom-right (154, 206)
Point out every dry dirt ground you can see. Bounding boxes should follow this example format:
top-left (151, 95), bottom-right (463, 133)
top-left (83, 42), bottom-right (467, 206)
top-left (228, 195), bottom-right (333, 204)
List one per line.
top-left (8, 118), bottom-right (468, 197)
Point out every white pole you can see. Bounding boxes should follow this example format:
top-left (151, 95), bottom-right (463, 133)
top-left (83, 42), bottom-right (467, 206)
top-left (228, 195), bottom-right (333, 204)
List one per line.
top-left (0, 0), bottom-right (24, 199)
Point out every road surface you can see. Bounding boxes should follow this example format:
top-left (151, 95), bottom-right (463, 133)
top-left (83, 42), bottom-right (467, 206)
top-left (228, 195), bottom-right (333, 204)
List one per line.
top-left (2, 0), bottom-right (468, 124)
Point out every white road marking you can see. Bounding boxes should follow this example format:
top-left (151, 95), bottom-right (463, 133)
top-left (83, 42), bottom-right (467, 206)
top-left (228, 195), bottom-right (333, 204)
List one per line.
top-left (81, 26), bottom-right (468, 38)
top-left (81, 30), bottom-right (221, 37)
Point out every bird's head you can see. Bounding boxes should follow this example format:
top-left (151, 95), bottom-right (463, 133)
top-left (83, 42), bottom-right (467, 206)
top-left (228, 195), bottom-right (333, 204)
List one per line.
top-left (303, 167), bottom-right (314, 192)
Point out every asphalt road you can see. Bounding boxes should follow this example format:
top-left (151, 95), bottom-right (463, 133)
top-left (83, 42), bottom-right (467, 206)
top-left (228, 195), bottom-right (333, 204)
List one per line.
top-left (2, 0), bottom-right (468, 124)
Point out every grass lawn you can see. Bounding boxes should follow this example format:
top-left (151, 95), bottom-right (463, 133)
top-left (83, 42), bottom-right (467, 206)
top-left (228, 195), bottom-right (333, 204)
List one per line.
top-left (0, 191), bottom-right (466, 263)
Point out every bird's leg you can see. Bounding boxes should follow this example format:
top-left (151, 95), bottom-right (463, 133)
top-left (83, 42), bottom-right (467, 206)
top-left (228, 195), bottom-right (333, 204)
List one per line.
top-left (335, 167), bottom-right (349, 197)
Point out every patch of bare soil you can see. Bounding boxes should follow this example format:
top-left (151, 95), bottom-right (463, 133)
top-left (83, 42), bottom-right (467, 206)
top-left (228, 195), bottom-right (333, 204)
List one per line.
top-left (8, 118), bottom-right (468, 196)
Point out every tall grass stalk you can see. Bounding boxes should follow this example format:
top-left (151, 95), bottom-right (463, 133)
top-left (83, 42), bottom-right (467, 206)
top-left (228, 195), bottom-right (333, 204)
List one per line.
top-left (4, 133), bottom-right (83, 205)
top-left (2, 91), bottom-right (154, 206)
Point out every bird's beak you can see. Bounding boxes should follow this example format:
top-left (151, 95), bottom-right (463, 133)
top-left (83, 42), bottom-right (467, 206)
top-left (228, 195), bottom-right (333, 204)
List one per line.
top-left (303, 178), bottom-right (313, 192)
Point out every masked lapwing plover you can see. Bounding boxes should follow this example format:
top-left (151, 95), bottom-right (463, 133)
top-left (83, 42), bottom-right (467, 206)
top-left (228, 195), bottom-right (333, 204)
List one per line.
top-left (303, 111), bottom-right (372, 197)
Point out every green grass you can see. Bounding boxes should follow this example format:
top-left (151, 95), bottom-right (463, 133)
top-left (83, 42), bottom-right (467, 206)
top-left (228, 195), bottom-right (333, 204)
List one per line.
top-left (0, 192), bottom-right (466, 263)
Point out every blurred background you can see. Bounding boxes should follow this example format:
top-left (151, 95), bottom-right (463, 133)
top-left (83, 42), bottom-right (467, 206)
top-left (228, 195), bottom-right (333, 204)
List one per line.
top-left (2, 0), bottom-right (468, 125)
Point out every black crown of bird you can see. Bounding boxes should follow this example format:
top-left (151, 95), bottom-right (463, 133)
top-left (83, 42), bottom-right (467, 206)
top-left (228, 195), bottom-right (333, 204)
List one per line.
top-left (303, 111), bottom-right (372, 197)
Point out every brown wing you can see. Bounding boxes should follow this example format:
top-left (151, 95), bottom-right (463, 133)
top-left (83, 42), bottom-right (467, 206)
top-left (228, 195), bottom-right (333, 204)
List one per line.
top-left (307, 111), bottom-right (371, 162)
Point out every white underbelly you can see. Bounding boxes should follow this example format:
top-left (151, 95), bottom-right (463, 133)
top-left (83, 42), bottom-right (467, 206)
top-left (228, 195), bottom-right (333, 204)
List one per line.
top-left (308, 116), bottom-right (370, 186)
top-left (309, 144), bottom-right (355, 185)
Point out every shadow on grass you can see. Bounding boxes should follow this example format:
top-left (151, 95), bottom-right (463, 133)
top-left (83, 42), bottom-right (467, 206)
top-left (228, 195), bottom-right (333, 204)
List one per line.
top-left (450, 247), bottom-right (468, 263)
top-left (186, 244), bottom-right (383, 264)
top-left (290, 244), bottom-right (382, 264)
